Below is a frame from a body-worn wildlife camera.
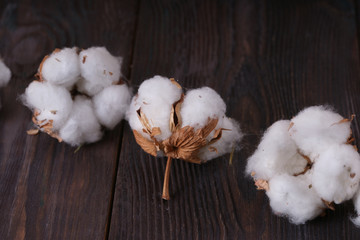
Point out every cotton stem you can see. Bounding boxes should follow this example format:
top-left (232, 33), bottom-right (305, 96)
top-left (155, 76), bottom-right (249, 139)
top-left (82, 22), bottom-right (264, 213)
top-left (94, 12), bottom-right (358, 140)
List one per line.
top-left (162, 156), bottom-right (172, 200)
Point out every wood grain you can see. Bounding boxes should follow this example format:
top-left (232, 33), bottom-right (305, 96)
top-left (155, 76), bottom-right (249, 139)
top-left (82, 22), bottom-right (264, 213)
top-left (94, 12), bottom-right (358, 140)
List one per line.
top-left (1, 0), bottom-right (360, 239)
top-left (109, 0), bottom-right (360, 239)
top-left (0, 0), bottom-right (138, 239)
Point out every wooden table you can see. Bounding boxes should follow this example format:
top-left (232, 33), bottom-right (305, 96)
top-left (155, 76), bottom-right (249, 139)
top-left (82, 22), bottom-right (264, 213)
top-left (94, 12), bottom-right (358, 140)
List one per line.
top-left (1, 0), bottom-right (360, 239)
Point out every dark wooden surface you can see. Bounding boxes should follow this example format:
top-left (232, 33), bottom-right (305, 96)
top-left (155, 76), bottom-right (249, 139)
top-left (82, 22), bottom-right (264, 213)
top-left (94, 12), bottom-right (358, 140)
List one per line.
top-left (0, 0), bottom-right (360, 239)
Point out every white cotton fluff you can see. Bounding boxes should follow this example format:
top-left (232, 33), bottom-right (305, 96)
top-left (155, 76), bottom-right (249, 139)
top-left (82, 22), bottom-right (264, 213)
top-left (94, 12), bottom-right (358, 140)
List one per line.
top-left (246, 120), bottom-right (308, 180)
top-left (351, 189), bottom-right (360, 227)
top-left (312, 144), bottom-right (360, 204)
top-left (198, 117), bottom-right (243, 161)
top-left (267, 173), bottom-right (324, 224)
top-left (289, 106), bottom-right (351, 159)
top-left (41, 47), bottom-right (80, 89)
top-left (126, 76), bottom-right (183, 141)
top-left (22, 81), bottom-right (73, 130)
top-left (93, 84), bottom-right (132, 129)
top-left (77, 47), bottom-right (122, 96)
top-left (0, 59), bottom-right (11, 87)
top-left (180, 87), bottom-right (226, 130)
top-left (59, 96), bottom-right (102, 146)
top-left (247, 106), bottom-right (360, 226)
top-left (23, 46), bottom-right (131, 146)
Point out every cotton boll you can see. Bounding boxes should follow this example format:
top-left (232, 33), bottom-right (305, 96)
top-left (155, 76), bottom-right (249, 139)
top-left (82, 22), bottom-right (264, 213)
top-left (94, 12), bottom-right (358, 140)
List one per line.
top-left (312, 144), bottom-right (360, 204)
top-left (93, 84), bottom-right (132, 129)
top-left (289, 106), bottom-right (351, 158)
top-left (181, 87), bottom-right (226, 130)
top-left (198, 117), bottom-right (243, 161)
top-left (246, 120), bottom-right (308, 180)
top-left (267, 173), bottom-right (324, 224)
top-left (59, 96), bottom-right (102, 146)
top-left (0, 59), bottom-right (11, 87)
top-left (41, 47), bottom-right (80, 89)
top-left (127, 76), bottom-right (183, 141)
top-left (22, 81), bottom-right (73, 130)
top-left (137, 76), bottom-right (183, 104)
top-left (351, 188), bottom-right (360, 227)
top-left (78, 47), bottom-right (122, 96)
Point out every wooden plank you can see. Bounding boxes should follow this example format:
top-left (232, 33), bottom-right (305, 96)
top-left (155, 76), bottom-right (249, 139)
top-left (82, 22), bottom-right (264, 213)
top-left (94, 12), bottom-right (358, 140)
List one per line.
top-left (109, 0), bottom-right (360, 239)
top-left (0, 0), bottom-right (138, 239)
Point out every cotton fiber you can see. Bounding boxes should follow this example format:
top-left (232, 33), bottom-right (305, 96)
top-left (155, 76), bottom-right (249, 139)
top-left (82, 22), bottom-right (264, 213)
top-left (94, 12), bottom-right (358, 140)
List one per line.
top-left (22, 46), bottom-right (131, 146)
top-left (41, 48), bottom-right (80, 89)
top-left (93, 85), bottom-right (132, 129)
top-left (127, 76), bottom-right (243, 200)
top-left (77, 47), bottom-right (122, 96)
top-left (127, 76), bottom-right (243, 162)
top-left (127, 75), bottom-right (183, 141)
top-left (59, 96), bottom-right (102, 146)
top-left (246, 106), bottom-right (360, 226)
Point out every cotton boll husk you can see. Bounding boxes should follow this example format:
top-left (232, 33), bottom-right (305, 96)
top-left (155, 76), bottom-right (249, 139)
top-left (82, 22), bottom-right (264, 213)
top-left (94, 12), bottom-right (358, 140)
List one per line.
top-left (181, 87), bottom-right (226, 130)
top-left (351, 188), bottom-right (360, 227)
top-left (289, 106), bottom-right (351, 159)
top-left (0, 59), bottom-right (11, 87)
top-left (78, 47), bottom-right (122, 96)
top-left (312, 144), bottom-right (360, 204)
top-left (93, 84), bottom-right (132, 129)
top-left (198, 117), bottom-right (243, 161)
top-left (59, 96), bottom-right (102, 146)
top-left (41, 47), bottom-right (80, 89)
top-left (22, 81), bottom-right (73, 130)
top-left (246, 120), bottom-right (308, 180)
top-left (127, 76), bottom-right (183, 141)
top-left (267, 173), bottom-right (324, 224)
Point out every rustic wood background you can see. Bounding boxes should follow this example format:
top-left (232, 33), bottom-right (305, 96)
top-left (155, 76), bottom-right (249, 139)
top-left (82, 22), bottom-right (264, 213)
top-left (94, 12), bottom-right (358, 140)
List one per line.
top-left (0, 0), bottom-right (360, 239)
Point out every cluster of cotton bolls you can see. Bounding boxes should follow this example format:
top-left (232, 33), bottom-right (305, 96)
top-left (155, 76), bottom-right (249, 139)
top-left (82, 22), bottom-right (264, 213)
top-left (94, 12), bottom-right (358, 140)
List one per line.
top-left (127, 76), bottom-right (243, 200)
top-left (0, 59), bottom-right (11, 108)
top-left (246, 105), bottom-right (360, 225)
top-left (22, 47), bottom-right (132, 146)
top-left (127, 75), bottom-right (243, 163)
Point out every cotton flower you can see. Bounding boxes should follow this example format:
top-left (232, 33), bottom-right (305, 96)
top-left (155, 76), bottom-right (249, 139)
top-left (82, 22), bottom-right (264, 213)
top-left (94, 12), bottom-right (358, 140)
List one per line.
top-left (22, 47), bottom-right (131, 146)
top-left (246, 106), bottom-right (359, 226)
top-left (127, 76), bottom-right (243, 200)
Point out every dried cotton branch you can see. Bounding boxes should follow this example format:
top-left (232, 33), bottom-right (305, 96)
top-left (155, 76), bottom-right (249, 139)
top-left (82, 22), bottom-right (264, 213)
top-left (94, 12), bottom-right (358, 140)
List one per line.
top-left (127, 76), bottom-right (243, 200)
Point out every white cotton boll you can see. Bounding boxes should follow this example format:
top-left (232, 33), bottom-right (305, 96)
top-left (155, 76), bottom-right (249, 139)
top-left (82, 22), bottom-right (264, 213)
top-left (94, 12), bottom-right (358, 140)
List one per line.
top-left (41, 47), bottom-right (80, 89)
top-left (22, 81), bottom-right (73, 130)
top-left (246, 120), bottom-right (308, 180)
top-left (0, 59), bottom-right (11, 87)
top-left (59, 96), bottom-right (102, 146)
top-left (127, 76), bottom-right (183, 141)
top-left (93, 84), bottom-right (132, 129)
top-left (312, 144), bottom-right (360, 204)
top-left (267, 173), bottom-right (324, 224)
top-left (78, 47), bottom-right (121, 96)
top-left (198, 117), bottom-right (243, 161)
top-left (181, 87), bottom-right (226, 130)
top-left (351, 188), bottom-right (360, 227)
top-left (289, 106), bottom-right (351, 158)
top-left (137, 76), bottom-right (183, 104)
